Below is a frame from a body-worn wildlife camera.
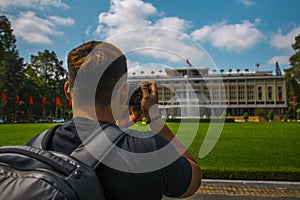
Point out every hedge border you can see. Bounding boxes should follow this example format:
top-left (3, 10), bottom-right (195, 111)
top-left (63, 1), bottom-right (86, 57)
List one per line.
top-left (165, 118), bottom-right (235, 123)
top-left (202, 169), bottom-right (300, 181)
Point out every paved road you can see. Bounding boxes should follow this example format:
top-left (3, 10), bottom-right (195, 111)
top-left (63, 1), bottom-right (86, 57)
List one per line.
top-left (162, 179), bottom-right (300, 200)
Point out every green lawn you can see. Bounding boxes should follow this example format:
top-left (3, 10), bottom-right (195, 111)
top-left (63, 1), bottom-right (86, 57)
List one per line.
top-left (189, 122), bottom-right (300, 181)
top-left (0, 122), bottom-right (299, 181)
top-left (0, 123), bottom-right (55, 146)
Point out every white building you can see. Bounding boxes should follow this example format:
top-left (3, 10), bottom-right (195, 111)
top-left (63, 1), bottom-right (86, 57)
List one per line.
top-left (128, 66), bottom-right (287, 118)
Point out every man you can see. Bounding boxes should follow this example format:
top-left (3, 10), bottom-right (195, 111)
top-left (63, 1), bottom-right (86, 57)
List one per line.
top-left (30, 41), bottom-right (201, 199)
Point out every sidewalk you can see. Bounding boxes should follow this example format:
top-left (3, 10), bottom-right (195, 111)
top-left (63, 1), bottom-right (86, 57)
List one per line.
top-left (163, 179), bottom-right (300, 200)
top-left (197, 179), bottom-right (300, 199)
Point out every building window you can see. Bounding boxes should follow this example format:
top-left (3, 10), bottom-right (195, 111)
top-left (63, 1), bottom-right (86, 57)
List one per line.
top-left (278, 86), bottom-right (282, 98)
top-left (278, 86), bottom-right (282, 103)
top-left (211, 86), bottom-right (219, 101)
top-left (238, 85), bottom-right (245, 100)
top-left (230, 85), bottom-right (236, 100)
top-left (268, 86), bottom-right (272, 99)
top-left (258, 86), bottom-right (262, 100)
top-left (247, 85), bottom-right (254, 100)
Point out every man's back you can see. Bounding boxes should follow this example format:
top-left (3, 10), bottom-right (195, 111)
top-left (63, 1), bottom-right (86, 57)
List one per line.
top-left (41, 117), bottom-right (192, 200)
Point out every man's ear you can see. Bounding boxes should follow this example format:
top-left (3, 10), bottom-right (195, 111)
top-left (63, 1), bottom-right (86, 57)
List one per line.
top-left (64, 81), bottom-right (72, 100)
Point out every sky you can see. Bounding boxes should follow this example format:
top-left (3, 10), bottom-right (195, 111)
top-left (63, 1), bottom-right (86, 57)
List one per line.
top-left (1, 0), bottom-right (300, 74)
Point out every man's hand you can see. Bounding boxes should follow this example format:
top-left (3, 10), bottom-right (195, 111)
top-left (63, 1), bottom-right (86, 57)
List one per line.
top-left (140, 81), bottom-right (160, 121)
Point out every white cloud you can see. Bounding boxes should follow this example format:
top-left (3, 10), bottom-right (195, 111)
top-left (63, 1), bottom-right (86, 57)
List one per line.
top-left (239, 0), bottom-right (255, 7)
top-left (267, 55), bottom-right (290, 65)
top-left (96, 0), bottom-right (157, 37)
top-left (154, 17), bottom-right (190, 33)
top-left (106, 27), bottom-right (206, 63)
top-left (270, 26), bottom-right (300, 49)
top-left (191, 19), bottom-right (263, 51)
top-left (94, 0), bottom-right (212, 67)
top-left (48, 16), bottom-right (75, 26)
top-left (0, 0), bottom-right (68, 10)
top-left (9, 11), bottom-right (74, 44)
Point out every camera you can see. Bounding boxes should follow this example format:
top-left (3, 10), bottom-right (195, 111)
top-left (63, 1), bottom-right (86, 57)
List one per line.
top-left (128, 82), bottom-right (151, 109)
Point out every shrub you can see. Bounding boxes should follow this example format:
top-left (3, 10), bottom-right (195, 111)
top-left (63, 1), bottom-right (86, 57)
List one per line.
top-left (255, 108), bottom-right (265, 117)
top-left (243, 112), bottom-right (249, 122)
top-left (268, 110), bottom-right (274, 121)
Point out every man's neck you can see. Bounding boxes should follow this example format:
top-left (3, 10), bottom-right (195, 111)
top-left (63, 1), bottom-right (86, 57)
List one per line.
top-left (72, 107), bottom-right (116, 124)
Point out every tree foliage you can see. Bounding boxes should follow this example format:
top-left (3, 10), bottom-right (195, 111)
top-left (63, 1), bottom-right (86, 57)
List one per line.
top-left (287, 34), bottom-right (300, 101)
top-left (0, 15), bottom-right (24, 120)
top-left (24, 50), bottom-right (67, 120)
top-left (0, 15), bottom-right (69, 122)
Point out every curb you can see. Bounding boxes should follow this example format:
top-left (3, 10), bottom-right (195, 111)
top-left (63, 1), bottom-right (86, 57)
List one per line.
top-left (202, 179), bottom-right (300, 189)
top-left (196, 179), bottom-right (300, 198)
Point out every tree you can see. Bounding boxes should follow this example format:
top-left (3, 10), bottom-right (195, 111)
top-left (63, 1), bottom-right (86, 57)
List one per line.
top-left (30, 50), bottom-right (65, 85)
top-left (286, 34), bottom-right (300, 105)
top-left (0, 15), bottom-right (24, 121)
top-left (284, 34), bottom-right (300, 120)
top-left (25, 50), bottom-right (67, 119)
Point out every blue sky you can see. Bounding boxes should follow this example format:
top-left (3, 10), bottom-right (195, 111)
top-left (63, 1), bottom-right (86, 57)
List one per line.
top-left (1, 0), bottom-right (300, 73)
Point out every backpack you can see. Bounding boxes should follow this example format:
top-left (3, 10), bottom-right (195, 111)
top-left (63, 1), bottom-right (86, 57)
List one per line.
top-left (0, 123), bottom-right (124, 200)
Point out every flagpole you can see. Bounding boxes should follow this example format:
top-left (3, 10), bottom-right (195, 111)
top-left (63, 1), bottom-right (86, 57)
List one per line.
top-left (15, 103), bottom-right (17, 122)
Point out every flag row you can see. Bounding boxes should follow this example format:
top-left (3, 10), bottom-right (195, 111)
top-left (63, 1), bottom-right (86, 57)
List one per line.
top-left (1, 93), bottom-right (72, 105)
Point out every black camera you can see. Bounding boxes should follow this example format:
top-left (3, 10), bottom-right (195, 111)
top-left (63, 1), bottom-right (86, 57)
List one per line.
top-left (128, 82), bottom-right (151, 109)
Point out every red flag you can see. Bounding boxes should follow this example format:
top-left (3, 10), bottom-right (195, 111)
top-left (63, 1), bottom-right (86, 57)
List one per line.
top-left (293, 95), bottom-right (297, 105)
top-left (69, 99), bottom-right (72, 105)
top-left (29, 96), bottom-right (34, 105)
top-left (2, 93), bottom-right (7, 103)
top-left (42, 96), bottom-right (46, 105)
top-left (16, 95), bottom-right (20, 105)
top-left (186, 58), bottom-right (192, 67)
top-left (56, 97), bottom-right (61, 106)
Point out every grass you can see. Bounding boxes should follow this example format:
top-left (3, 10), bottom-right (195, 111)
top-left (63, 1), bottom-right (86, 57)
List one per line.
top-left (191, 122), bottom-right (300, 181)
top-left (0, 123), bottom-right (55, 146)
top-left (0, 122), bottom-right (299, 181)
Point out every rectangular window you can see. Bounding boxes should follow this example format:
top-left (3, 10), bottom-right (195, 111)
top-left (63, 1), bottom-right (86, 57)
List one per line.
top-left (247, 85), bottom-right (254, 100)
top-left (268, 86), bottom-right (272, 99)
top-left (258, 86), bottom-right (262, 100)
top-left (212, 86), bottom-right (219, 101)
top-left (278, 86), bottom-right (282, 98)
top-left (230, 85), bottom-right (236, 100)
top-left (238, 85), bottom-right (245, 100)
top-left (278, 86), bottom-right (282, 103)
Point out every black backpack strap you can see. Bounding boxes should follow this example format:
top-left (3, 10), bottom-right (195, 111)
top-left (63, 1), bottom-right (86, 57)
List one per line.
top-left (71, 124), bottom-right (125, 169)
top-left (29, 123), bottom-right (124, 169)
top-left (29, 125), bottom-right (61, 149)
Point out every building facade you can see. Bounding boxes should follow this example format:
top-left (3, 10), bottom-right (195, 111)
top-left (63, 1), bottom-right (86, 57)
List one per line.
top-left (128, 67), bottom-right (287, 118)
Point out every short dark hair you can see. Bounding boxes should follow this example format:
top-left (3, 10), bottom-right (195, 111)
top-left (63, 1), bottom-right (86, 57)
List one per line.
top-left (67, 41), bottom-right (127, 106)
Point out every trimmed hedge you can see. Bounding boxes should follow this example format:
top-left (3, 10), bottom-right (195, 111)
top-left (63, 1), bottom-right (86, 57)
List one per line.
top-left (165, 118), bottom-right (235, 123)
top-left (202, 168), bottom-right (300, 181)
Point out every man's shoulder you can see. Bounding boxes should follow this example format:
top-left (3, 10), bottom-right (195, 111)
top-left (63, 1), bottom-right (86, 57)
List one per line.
top-left (117, 128), bottom-right (168, 153)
